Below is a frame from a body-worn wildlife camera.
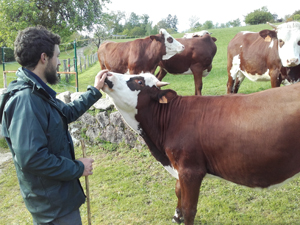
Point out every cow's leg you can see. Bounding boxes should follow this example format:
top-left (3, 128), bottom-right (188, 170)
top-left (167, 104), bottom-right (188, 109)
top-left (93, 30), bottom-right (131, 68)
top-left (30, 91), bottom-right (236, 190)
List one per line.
top-left (156, 67), bottom-right (168, 81)
top-left (190, 64), bottom-right (203, 96)
top-left (179, 171), bottom-right (204, 225)
top-left (233, 72), bottom-right (245, 93)
top-left (227, 75), bottom-right (235, 94)
top-left (227, 55), bottom-right (246, 93)
top-left (270, 69), bottom-right (282, 88)
top-left (227, 70), bottom-right (244, 94)
top-left (172, 179), bottom-right (184, 224)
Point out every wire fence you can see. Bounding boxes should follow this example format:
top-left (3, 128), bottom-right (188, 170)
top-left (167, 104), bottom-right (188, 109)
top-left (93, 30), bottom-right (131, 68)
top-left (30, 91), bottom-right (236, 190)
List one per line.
top-left (1, 39), bottom-right (99, 92)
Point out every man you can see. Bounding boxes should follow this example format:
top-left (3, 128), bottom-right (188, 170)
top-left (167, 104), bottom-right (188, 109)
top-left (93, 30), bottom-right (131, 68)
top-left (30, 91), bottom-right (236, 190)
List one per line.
top-left (1, 26), bottom-right (108, 224)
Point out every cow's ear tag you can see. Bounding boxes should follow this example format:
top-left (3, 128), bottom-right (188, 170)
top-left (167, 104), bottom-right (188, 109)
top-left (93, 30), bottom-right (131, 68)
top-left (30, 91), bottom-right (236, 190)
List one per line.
top-left (159, 96), bottom-right (168, 104)
top-left (265, 35), bottom-right (272, 42)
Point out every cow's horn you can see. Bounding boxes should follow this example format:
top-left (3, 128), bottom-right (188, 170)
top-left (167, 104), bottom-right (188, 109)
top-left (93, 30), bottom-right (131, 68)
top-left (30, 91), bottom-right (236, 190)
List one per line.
top-left (156, 81), bottom-right (169, 87)
top-left (267, 22), bottom-right (278, 29)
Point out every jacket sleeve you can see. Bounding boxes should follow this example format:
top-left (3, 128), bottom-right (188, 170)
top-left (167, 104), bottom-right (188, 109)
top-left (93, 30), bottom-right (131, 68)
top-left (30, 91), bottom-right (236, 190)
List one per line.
top-left (58, 86), bottom-right (102, 124)
top-left (3, 92), bottom-right (84, 181)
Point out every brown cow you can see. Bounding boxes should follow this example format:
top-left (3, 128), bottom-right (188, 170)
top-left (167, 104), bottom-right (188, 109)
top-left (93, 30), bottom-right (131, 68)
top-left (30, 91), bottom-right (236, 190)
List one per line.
top-left (156, 34), bottom-right (217, 95)
top-left (102, 71), bottom-right (300, 225)
top-left (97, 29), bottom-right (184, 74)
top-left (227, 21), bottom-right (300, 93)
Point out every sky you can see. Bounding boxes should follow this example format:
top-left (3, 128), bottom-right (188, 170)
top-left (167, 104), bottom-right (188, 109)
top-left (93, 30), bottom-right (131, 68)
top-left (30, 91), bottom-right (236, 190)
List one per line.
top-left (104, 0), bottom-right (298, 32)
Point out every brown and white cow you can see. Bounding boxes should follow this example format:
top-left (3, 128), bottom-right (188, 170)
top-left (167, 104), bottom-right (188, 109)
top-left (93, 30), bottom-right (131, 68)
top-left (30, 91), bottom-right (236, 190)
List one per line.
top-left (102, 71), bottom-right (300, 225)
top-left (97, 29), bottom-right (184, 74)
top-left (227, 21), bottom-right (300, 93)
top-left (156, 34), bottom-right (217, 95)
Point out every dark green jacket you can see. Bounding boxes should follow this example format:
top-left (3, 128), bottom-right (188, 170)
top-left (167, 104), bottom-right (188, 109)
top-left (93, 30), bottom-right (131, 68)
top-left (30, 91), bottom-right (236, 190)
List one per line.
top-left (1, 68), bottom-right (102, 223)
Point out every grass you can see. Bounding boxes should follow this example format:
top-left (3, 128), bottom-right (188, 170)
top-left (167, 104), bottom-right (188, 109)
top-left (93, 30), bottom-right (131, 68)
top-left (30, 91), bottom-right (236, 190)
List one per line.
top-left (1, 23), bottom-right (299, 224)
top-left (2, 144), bottom-right (300, 224)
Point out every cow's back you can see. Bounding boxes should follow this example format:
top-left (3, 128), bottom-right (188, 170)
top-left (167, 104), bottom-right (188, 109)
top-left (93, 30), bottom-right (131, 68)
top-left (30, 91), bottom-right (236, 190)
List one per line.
top-left (97, 41), bottom-right (131, 73)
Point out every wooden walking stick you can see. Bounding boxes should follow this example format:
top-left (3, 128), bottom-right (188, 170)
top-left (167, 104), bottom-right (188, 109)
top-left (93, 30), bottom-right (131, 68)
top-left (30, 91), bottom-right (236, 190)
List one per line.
top-left (80, 140), bottom-right (92, 225)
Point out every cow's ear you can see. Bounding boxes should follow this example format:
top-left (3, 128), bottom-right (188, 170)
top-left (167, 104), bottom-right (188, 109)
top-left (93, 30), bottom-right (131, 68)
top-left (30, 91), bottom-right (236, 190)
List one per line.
top-left (150, 35), bottom-right (161, 42)
top-left (212, 37), bottom-right (217, 42)
top-left (157, 89), bottom-right (177, 104)
top-left (259, 29), bottom-right (278, 42)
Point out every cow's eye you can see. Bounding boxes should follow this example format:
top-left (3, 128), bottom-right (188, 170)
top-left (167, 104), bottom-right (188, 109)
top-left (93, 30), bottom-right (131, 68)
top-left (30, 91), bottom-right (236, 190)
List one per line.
top-left (135, 80), bottom-right (144, 86)
top-left (298, 40), bottom-right (300, 46)
top-left (167, 37), bottom-right (173, 43)
top-left (279, 39), bottom-right (285, 48)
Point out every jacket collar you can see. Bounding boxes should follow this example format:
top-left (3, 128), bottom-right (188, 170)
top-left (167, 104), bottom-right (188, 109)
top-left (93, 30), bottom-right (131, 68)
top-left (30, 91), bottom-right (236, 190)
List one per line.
top-left (17, 67), bottom-right (56, 99)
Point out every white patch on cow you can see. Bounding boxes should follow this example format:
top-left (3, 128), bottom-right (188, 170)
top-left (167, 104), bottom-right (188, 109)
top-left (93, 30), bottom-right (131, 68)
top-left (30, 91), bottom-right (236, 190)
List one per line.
top-left (242, 31), bottom-right (256, 35)
top-left (230, 54), bottom-right (270, 82)
top-left (276, 21), bottom-right (300, 67)
top-left (282, 78), bottom-right (300, 86)
top-left (269, 39), bottom-right (274, 48)
top-left (102, 72), bottom-right (162, 135)
top-left (241, 70), bottom-right (270, 82)
top-left (173, 209), bottom-right (180, 219)
top-left (202, 69), bottom-right (210, 77)
top-left (160, 29), bottom-right (185, 60)
top-left (230, 55), bottom-right (241, 80)
top-left (164, 165), bottom-right (179, 179)
top-left (102, 73), bottom-right (140, 133)
top-left (182, 68), bottom-right (192, 75)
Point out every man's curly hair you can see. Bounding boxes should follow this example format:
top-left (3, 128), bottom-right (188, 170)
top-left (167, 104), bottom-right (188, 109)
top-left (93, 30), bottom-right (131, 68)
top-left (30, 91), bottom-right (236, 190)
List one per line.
top-left (14, 26), bottom-right (61, 69)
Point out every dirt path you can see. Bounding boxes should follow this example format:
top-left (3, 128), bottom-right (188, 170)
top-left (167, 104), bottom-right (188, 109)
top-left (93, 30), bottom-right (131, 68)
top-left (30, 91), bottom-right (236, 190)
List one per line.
top-left (0, 152), bottom-right (12, 174)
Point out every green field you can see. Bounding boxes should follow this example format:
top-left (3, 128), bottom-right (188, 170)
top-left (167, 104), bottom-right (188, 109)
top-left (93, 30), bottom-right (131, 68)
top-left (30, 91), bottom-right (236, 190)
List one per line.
top-left (2, 24), bottom-right (300, 225)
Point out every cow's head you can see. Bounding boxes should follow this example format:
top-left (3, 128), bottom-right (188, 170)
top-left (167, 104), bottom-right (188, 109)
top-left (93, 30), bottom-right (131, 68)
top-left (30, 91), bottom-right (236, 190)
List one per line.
top-left (102, 72), bottom-right (176, 133)
top-left (260, 21), bottom-right (300, 67)
top-left (150, 29), bottom-right (185, 60)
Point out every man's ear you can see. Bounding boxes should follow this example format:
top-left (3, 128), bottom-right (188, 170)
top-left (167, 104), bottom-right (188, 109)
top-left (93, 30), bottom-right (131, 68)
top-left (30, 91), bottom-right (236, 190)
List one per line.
top-left (157, 89), bottom-right (177, 104)
top-left (259, 29), bottom-right (278, 42)
top-left (41, 53), bottom-right (48, 63)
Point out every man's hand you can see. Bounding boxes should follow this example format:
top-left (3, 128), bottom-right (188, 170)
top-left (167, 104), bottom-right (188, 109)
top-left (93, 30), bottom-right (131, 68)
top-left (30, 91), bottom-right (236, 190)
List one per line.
top-left (77, 158), bottom-right (94, 176)
top-left (94, 69), bottom-right (108, 90)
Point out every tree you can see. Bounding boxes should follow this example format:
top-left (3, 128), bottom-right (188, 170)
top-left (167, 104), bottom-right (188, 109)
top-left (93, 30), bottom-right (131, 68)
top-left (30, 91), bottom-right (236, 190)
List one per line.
top-left (0, 0), bottom-right (110, 47)
top-left (124, 12), bottom-right (140, 30)
top-left (189, 16), bottom-right (200, 30)
top-left (130, 27), bottom-right (145, 36)
top-left (93, 25), bottom-right (111, 49)
top-left (291, 10), bottom-right (300, 21)
top-left (244, 7), bottom-right (273, 25)
top-left (157, 19), bottom-right (169, 30)
top-left (229, 18), bottom-right (241, 27)
top-left (157, 14), bottom-right (178, 33)
top-left (193, 22), bottom-right (203, 31)
top-left (106, 11), bottom-right (126, 35)
top-left (202, 20), bottom-right (214, 29)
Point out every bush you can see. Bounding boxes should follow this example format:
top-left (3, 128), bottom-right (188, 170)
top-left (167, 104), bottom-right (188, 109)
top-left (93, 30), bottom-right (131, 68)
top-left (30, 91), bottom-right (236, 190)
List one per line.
top-left (245, 7), bottom-right (274, 25)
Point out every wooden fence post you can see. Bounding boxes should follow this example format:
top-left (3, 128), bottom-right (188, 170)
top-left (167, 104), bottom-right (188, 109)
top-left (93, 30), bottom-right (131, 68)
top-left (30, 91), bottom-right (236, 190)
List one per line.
top-left (63, 59), bottom-right (69, 83)
top-left (79, 57), bottom-right (82, 73)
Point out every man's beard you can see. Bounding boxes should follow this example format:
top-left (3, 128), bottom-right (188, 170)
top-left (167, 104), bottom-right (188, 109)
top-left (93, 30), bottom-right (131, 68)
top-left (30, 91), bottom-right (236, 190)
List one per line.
top-left (45, 62), bottom-right (59, 85)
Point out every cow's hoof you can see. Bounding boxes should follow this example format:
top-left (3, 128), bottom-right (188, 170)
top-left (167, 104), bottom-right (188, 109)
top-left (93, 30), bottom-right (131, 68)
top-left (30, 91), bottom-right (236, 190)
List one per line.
top-left (172, 216), bottom-right (184, 224)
